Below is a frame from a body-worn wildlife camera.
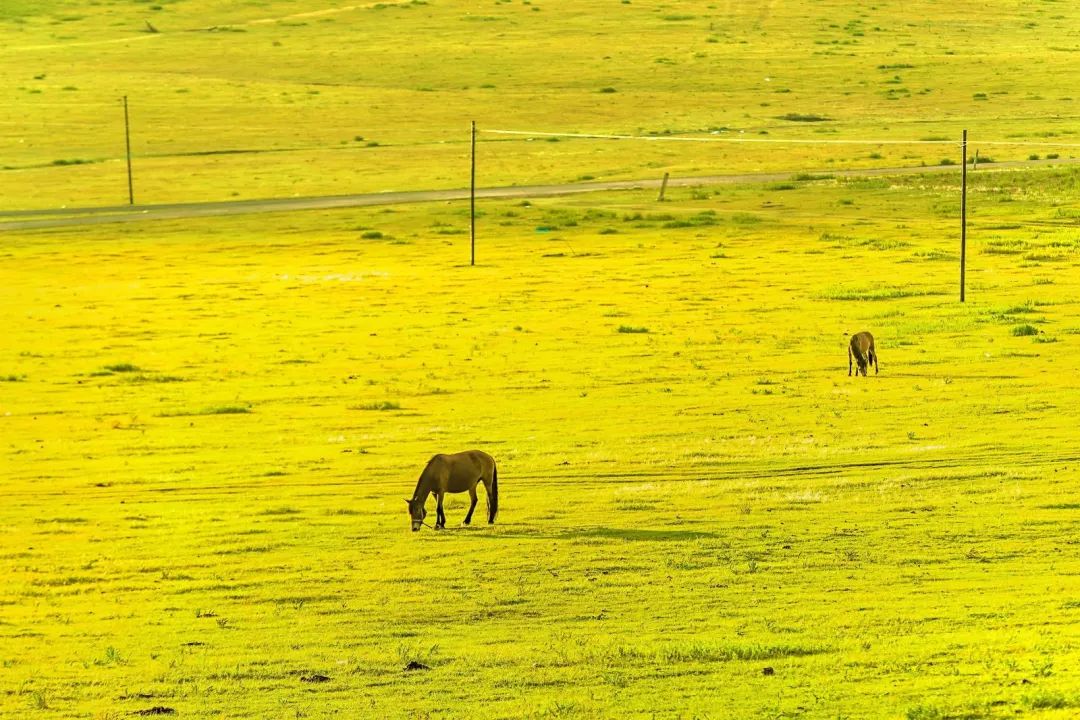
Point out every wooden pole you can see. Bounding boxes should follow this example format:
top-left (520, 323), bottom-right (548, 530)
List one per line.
top-left (960, 129), bottom-right (967, 303)
top-left (470, 120), bottom-right (476, 266)
top-left (123, 96), bottom-right (134, 205)
top-left (657, 172), bottom-right (670, 202)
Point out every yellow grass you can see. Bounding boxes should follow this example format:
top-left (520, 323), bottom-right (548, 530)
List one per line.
top-left (2, 0), bottom-right (1079, 207)
top-left (4, 169), bottom-right (1080, 718)
top-left (5, 1), bottom-right (1080, 717)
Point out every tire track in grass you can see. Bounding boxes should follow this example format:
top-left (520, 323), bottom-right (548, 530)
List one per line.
top-left (4, 446), bottom-right (1073, 499)
top-left (0, 2), bottom-right (412, 52)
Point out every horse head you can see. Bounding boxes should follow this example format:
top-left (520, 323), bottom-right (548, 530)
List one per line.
top-left (406, 497), bottom-right (427, 532)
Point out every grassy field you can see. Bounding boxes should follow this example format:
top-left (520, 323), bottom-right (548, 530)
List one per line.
top-left (1, 0), bottom-right (1079, 208)
top-left (4, 166), bottom-right (1080, 718)
top-left (4, 1), bottom-right (1080, 719)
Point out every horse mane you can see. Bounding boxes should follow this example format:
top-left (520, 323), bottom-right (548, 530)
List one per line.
top-left (411, 456), bottom-right (438, 501)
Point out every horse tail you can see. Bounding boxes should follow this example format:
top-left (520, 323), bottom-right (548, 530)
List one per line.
top-left (488, 461), bottom-right (499, 524)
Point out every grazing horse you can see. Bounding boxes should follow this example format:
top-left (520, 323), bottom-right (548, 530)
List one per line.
top-left (848, 331), bottom-right (878, 377)
top-left (406, 450), bottom-right (498, 532)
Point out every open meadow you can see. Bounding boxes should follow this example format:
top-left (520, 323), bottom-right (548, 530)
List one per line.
top-left (5, 168), bottom-right (1080, 718)
top-left (2, 0), bottom-right (1080, 207)
top-left (4, 1), bottom-right (1080, 719)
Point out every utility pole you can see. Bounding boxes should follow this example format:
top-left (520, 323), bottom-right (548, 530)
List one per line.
top-left (123, 96), bottom-right (134, 205)
top-left (960, 129), bottom-right (967, 303)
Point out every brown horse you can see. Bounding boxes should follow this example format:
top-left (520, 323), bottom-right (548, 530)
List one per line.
top-left (848, 331), bottom-right (878, 377)
top-left (406, 450), bottom-right (498, 532)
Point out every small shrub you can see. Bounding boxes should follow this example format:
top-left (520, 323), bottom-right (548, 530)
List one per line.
top-left (104, 363), bottom-right (141, 373)
top-left (203, 406), bottom-right (252, 415)
top-left (1012, 324), bottom-right (1039, 336)
top-left (820, 286), bottom-right (939, 301)
top-left (98, 646), bottom-right (127, 666)
top-left (354, 401), bottom-right (402, 411)
top-left (258, 506), bottom-right (301, 516)
top-left (361, 231), bottom-right (384, 239)
top-left (158, 406), bottom-right (251, 418)
top-left (1024, 692), bottom-right (1068, 710)
top-left (124, 374), bottom-right (186, 384)
top-left (777, 113), bottom-right (831, 122)
top-left (913, 249), bottom-right (955, 261)
top-left (906, 706), bottom-right (943, 720)
top-left (617, 325), bottom-right (650, 334)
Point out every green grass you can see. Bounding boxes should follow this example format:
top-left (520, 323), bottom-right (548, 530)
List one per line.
top-left (819, 286), bottom-right (942, 301)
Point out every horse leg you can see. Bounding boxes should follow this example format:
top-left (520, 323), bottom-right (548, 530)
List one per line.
top-left (435, 492), bottom-right (446, 529)
top-left (463, 486), bottom-right (478, 525)
top-left (872, 350), bottom-right (879, 374)
top-left (848, 347), bottom-right (853, 376)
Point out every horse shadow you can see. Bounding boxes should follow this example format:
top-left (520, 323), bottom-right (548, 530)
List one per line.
top-left (464, 525), bottom-right (721, 542)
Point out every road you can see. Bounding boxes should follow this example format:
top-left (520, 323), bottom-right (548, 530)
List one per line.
top-left (1, 158), bottom-right (1073, 232)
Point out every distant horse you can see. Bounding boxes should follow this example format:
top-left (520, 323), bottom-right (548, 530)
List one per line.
top-left (848, 331), bottom-right (878, 377)
top-left (406, 450), bottom-right (498, 532)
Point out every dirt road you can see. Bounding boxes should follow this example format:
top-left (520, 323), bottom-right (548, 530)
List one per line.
top-left (1, 158), bottom-right (1071, 232)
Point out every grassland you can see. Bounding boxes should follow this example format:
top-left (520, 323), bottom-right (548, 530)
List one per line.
top-left (4, 166), bottom-right (1080, 718)
top-left (4, 1), bottom-right (1080, 719)
top-left (1, 0), bottom-right (1079, 208)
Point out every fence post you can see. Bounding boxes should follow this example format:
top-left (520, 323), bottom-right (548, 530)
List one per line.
top-left (657, 172), bottom-right (670, 202)
top-left (123, 96), bottom-right (134, 205)
top-left (960, 129), bottom-right (967, 303)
